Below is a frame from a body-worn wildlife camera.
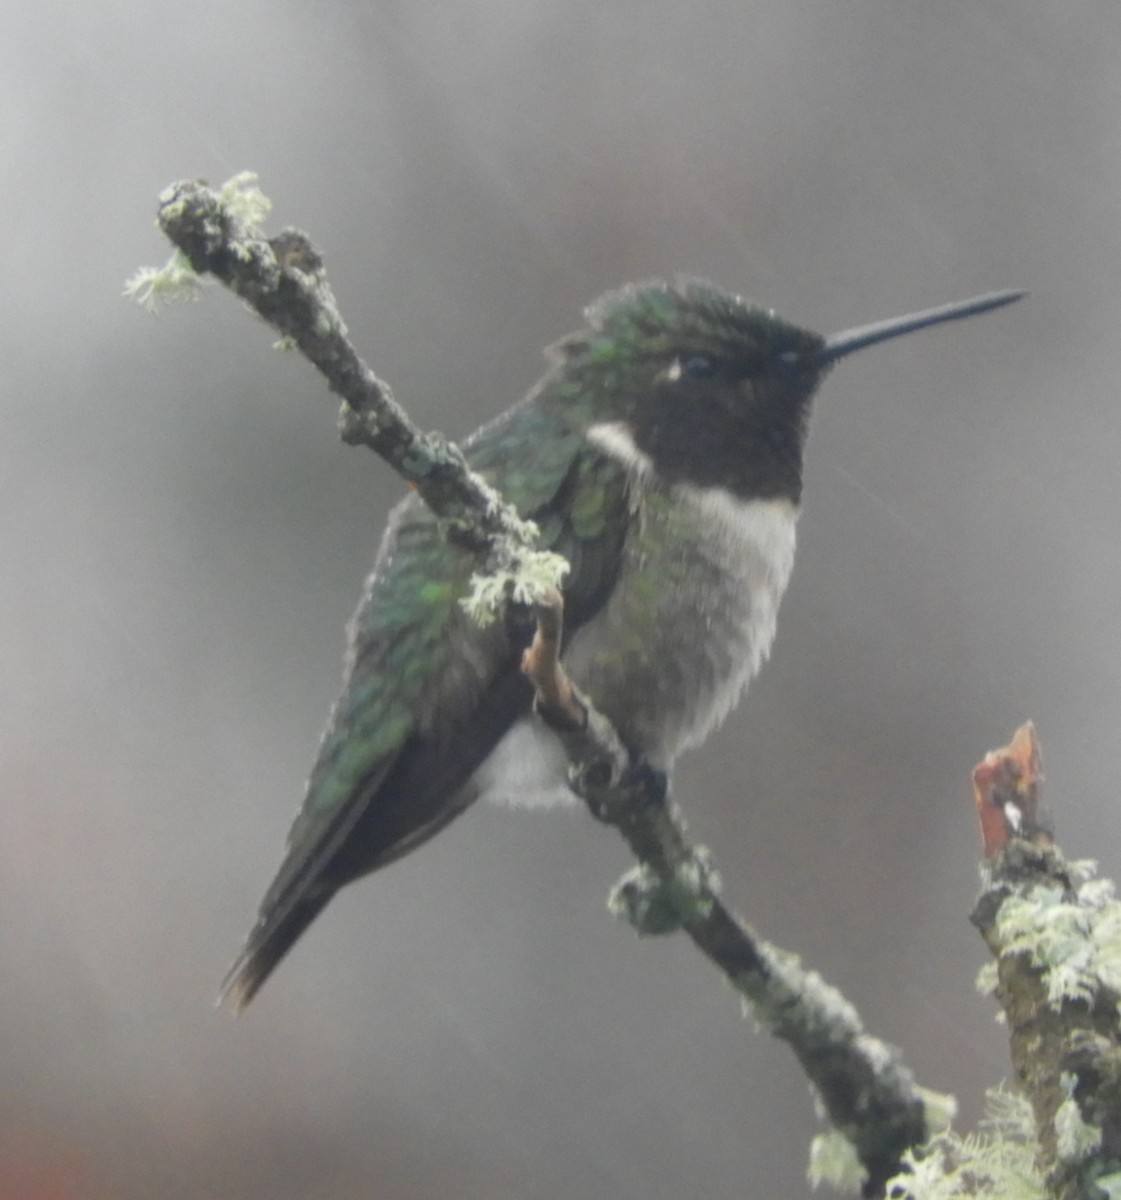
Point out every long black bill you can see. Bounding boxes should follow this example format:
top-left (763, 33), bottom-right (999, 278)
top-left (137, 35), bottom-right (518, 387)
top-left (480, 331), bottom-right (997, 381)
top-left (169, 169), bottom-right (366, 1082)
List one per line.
top-left (819, 288), bottom-right (1026, 365)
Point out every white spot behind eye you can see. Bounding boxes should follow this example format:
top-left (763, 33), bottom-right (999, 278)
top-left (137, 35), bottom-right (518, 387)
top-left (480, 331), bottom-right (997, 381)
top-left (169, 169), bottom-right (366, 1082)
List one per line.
top-left (662, 358), bottom-right (683, 382)
top-left (587, 420), bottom-right (655, 479)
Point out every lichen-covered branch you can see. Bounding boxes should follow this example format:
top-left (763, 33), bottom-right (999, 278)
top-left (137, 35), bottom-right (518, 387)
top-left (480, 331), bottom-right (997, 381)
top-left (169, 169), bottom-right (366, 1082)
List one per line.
top-left (523, 589), bottom-right (931, 1197)
top-left (128, 174), bottom-right (565, 615)
top-left (971, 724), bottom-right (1121, 1200)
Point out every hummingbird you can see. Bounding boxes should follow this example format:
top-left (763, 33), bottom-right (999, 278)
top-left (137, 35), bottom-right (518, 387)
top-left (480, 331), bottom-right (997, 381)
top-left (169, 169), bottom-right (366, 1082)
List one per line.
top-left (221, 278), bottom-right (1023, 1008)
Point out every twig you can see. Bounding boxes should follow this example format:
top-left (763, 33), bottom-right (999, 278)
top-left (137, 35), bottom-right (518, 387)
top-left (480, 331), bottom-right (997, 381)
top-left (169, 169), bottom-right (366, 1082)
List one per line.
top-left (521, 590), bottom-right (929, 1196)
top-left (142, 177), bottom-right (546, 575)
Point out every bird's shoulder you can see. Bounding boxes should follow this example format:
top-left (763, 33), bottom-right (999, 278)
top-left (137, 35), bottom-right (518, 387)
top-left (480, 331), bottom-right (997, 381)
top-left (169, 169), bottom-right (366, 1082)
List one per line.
top-left (298, 400), bottom-right (632, 824)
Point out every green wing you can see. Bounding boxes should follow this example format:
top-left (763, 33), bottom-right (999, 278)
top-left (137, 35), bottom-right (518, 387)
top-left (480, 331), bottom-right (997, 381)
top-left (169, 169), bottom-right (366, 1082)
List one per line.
top-left (222, 402), bottom-right (630, 1007)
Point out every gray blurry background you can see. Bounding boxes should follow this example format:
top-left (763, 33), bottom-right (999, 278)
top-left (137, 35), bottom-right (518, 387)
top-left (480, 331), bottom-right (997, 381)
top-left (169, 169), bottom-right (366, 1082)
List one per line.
top-left (2, 2), bottom-right (1118, 1197)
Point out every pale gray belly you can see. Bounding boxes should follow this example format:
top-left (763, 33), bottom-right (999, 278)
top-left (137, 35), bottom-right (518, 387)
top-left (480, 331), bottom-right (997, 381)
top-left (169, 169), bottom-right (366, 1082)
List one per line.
top-left (476, 487), bottom-right (798, 807)
top-left (564, 486), bottom-right (798, 765)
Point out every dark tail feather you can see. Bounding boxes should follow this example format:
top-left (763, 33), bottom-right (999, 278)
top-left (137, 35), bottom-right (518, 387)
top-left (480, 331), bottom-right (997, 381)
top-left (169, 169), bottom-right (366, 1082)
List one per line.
top-left (218, 888), bottom-right (335, 1012)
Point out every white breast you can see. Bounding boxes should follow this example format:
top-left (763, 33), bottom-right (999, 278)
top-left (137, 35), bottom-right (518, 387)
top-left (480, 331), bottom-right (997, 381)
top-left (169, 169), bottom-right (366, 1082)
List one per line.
top-left (658, 483), bottom-right (798, 753)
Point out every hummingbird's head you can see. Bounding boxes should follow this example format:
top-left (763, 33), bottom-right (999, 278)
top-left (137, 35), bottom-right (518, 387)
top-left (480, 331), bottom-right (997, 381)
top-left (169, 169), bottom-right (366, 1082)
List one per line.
top-left (545, 278), bottom-right (1025, 505)
top-left (547, 279), bottom-right (829, 504)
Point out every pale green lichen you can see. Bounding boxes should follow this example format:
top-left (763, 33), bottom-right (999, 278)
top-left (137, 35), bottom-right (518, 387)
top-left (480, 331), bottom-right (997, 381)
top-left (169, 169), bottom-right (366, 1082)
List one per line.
top-left (807, 1087), bottom-right (954, 1192)
top-left (745, 944), bottom-right (862, 1037)
top-left (671, 845), bottom-right (722, 911)
top-left (124, 248), bottom-right (202, 312)
top-left (216, 171), bottom-right (271, 239)
top-left (480, 483), bottom-right (541, 546)
top-left (884, 1086), bottom-right (1045, 1200)
top-left (994, 868), bottom-right (1121, 1015)
top-left (607, 848), bottom-right (721, 934)
top-left (808, 1128), bottom-right (865, 1192)
top-left (1055, 1073), bottom-right (1102, 1163)
top-left (459, 549), bottom-right (569, 626)
top-left (314, 307), bottom-right (346, 339)
top-left (920, 1087), bottom-right (960, 1135)
top-left (975, 960), bottom-right (999, 997)
top-left (980, 1084), bottom-right (1037, 1138)
top-left (1054, 1095), bottom-right (1101, 1162)
top-left (337, 400), bottom-right (380, 443)
top-left (125, 172), bottom-right (271, 311)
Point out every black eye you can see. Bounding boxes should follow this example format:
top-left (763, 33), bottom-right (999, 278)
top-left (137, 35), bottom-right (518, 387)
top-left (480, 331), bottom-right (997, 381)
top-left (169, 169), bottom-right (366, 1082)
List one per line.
top-left (680, 354), bottom-right (718, 380)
